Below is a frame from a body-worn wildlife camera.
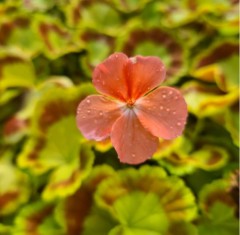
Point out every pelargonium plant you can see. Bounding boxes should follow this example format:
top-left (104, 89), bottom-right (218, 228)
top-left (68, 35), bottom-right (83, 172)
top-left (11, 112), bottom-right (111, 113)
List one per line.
top-left (76, 53), bottom-right (187, 164)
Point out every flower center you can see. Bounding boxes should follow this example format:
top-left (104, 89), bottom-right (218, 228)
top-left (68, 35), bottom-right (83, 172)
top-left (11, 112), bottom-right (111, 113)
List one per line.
top-left (126, 99), bottom-right (135, 108)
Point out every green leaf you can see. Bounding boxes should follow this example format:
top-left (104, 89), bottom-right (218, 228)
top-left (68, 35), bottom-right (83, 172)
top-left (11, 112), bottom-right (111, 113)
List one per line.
top-left (18, 84), bottom-right (95, 174)
top-left (199, 179), bottom-right (237, 214)
top-left (0, 50), bottom-right (36, 91)
top-left (56, 165), bottom-right (116, 235)
top-left (83, 192), bottom-right (169, 235)
top-left (198, 202), bottom-right (239, 235)
top-left (80, 2), bottom-right (122, 35)
top-left (167, 222), bottom-right (198, 235)
top-left (112, 0), bottom-right (151, 13)
top-left (22, 0), bottom-right (55, 11)
top-left (189, 145), bottom-right (229, 170)
top-left (17, 84), bottom-right (95, 200)
top-left (0, 223), bottom-right (12, 235)
top-left (83, 206), bottom-right (118, 235)
top-left (217, 55), bottom-right (239, 92)
top-left (0, 14), bottom-right (42, 56)
top-left (95, 166), bottom-right (197, 223)
top-left (32, 14), bottom-right (78, 59)
top-left (18, 115), bottom-right (81, 174)
top-left (112, 192), bottom-right (169, 235)
top-left (13, 201), bottom-right (64, 235)
top-left (0, 160), bottom-right (30, 215)
top-left (182, 81), bottom-right (238, 117)
top-left (117, 24), bottom-right (188, 84)
top-left (42, 142), bottom-right (94, 200)
top-left (224, 102), bottom-right (239, 147)
top-left (192, 40), bottom-right (238, 71)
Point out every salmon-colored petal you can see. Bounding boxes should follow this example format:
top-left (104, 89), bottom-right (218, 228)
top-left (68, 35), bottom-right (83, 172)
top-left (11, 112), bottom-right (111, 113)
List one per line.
top-left (136, 87), bottom-right (188, 140)
top-left (126, 55), bottom-right (166, 100)
top-left (111, 110), bottom-right (159, 164)
top-left (92, 52), bottom-right (128, 101)
top-left (76, 95), bottom-right (122, 141)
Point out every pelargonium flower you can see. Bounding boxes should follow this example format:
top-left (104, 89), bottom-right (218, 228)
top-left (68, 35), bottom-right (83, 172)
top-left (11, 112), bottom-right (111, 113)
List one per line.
top-left (76, 53), bottom-right (187, 164)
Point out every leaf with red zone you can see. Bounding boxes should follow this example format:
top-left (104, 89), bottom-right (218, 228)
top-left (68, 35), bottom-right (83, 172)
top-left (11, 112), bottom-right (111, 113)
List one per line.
top-left (33, 84), bottom-right (95, 135)
top-left (121, 28), bottom-right (186, 82)
top-left (194, 41), bottom-right (238, 69)
top-left (0, 161), bottom-right (30, 216)
top-left (182, 81), bottom-right (238, 117)
top-left (3, 116), bottom-right (28, 144)
top-left (33, 14), bottom-right (77, 58)
top-left (13, 201), bottom-right (62, 235)
top-left (18, 84), bottom-right (95, 182)
top-left (199, 177), bottom-right (238, 216)
top-left (55, 165), bottom-right (115, 235)
top-left (0, 16), bottom-right (30, 45)
top-left (0, 51), bottom-right (36, 91)
top-left (95, 166), bottom-right (197, 222)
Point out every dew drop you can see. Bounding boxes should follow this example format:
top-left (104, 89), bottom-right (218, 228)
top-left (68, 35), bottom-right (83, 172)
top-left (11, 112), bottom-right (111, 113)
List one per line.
top-left (82, 115), bottom-right (86, 119)
top-left (173, 111), bottom-right (176, 115)
top-left (169, 90), bottom-right (173, 95)
top-left (177, 122), bottom-right (181, 126)
top-left (170, 126), bottom-right (173, 129)
top-left (132, 153), bottom-right (136, 158)
top-left (87, 110), bottom-right (91, 114)
top-left (130, 57), bottom-right (137, 64)
top-left (174, 96), bottom-right (178, 100)
top-left (162, 94), bottom-right (166, 99)
top-left (99, 111), bottom-right (103, 116)
top-left (160, 106), bottom-right (163, 110)
top-left (166, 108), bottom-right (170, 112)
top-left (86, 99), bottom-right (90, 104)
top-left (115, 54), bottom-right (118, 58)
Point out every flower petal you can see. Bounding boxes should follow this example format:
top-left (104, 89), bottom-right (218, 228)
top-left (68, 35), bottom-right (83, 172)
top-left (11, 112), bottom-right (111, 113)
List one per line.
top-left (76, 95), bottom-right (122, 141)
top-left (111, 110), bottom-right (159, 164)
top-left (92, 52), bottom-right (129, 101)
top-left (126, 55), bottom-right (166, 100)
top-left (136, 87), bottom-right (187, 139)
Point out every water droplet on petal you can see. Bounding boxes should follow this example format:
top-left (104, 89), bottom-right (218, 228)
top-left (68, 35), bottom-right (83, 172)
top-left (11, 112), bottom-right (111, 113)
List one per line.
top-left (170, 126), bottom-right (173, 129)
top-left (160, 106), bottom-right (163, 110)
top-left (82, 116), bottom-right (86, 119)
top-left (86, 99), bottom-right (90, 104)
top-left (130, 57), bottom-right (137, 64)
top-left (169, 90), bottom-right (173, 95)
top-left (132, 153), bottom-right (136, 158)
top-left (166, 108), bottom-right (170, 112)
top-left (173, 111), bottom-right (176, 115)
top-left (87, 110), bottom-right (91, 114)
top-left (177, 122), bottom-right (181, 126)
top-left (174, 96), bottom-right (179, 100)
top-left (99, 111), bottom-right (103, 116)
top-left (162, 94), bottom-right (166, 99)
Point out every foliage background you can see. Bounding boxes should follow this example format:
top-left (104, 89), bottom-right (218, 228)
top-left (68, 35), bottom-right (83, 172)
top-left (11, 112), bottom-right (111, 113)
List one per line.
top-left (0, 0), bottom-right (239, 235)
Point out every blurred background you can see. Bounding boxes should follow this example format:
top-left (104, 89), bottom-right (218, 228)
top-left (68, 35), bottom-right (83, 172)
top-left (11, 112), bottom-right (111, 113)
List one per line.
top-left (0, 0), bottom-right (239, 235)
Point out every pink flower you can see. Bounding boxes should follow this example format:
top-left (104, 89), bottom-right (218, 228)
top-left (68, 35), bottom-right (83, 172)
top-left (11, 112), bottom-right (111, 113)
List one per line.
top-left (76, 53), bottom-right (187, 164)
